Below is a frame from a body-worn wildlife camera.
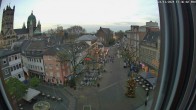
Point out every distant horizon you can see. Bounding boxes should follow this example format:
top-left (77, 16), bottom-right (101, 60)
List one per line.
top-left (0, 0), bottom-right (160, 33)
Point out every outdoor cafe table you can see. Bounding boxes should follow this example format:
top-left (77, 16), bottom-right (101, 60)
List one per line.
top-left (47, 95), bottom-right (50, 98)
top-left (145, 88), bottom-right (149, 91)
top-left (57, 98), bottom-right (62, 101)
top-left (18, 104), bottom-right (22, 107)
top-left (52, 96), bottom-right (55, 100)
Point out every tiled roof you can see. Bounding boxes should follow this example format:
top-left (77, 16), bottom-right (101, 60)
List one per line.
top-left (14, 29), bottom-right (29, 35)
top-left (142, 31), bottom-right (160, 43)
top-left (76, 34), bottom-right (97, 41)
top-left (27, 40), bottom-right (47, 50)
top-left (0, 49), bottom-right (20, 58)
top-left (101, 27), bottom-right (111, 34)
top-left (43, 46), bottom-right (65, 56)
top-left (43, 42), bottom-right (89, 56)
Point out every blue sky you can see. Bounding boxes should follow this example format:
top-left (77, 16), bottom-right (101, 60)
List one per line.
top-left (0, 0), bottom-right (159, 32)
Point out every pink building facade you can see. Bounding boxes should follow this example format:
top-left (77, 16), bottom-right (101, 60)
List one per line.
top-left (43, 54), bottom-right (71, 85)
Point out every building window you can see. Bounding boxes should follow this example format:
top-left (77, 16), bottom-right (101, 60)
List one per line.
top-left (10, 67), bottom-right (13, 71)
top-left (19, 63), bottom-right (21, 68)
top-left (3, 59), bottom-right (7, 64)
top-left (56, 72), bottom-right (60, 77)
top-left (49, 64), bottom-right (52, 69)
top-left (4, 69), bottom-right (9, 75)
top-left (16, 64), bottom-right (19, 69)
top-left (15, 55), bottom-right (17, 60)
top-left (12, 56), bottom-right (14, 61)
top-left (39, 59), bottom-right (41, 63)
top-left (41, 67), bottom-right (43, 70)
top-left (18, 74), bottom-right (21, 78)
top-left (13, 66), bottom-right (16, 70)
top-left (8, 57), bottom-right (11, 61)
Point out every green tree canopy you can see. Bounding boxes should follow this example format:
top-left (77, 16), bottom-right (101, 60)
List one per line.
top-left (29, 77), bottom-right (40, 87)
top-left (5, 77), bottom-right (28, 100)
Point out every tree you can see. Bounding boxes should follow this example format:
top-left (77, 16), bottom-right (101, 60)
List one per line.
top-left (121, 46), bottom-right (138, 63)
top-left (115, 30), bottom-right (125, 40)
top-left (66, 25), bottom-right (86, 39)
top-left (29, 77), bottom-right (40, 87)
top-left (125, 75), bottom-right (136, 98)
top-left (47, 28), bottom-right (57, 37)
top-left (5, 77), bottom-right (28, 100)
top-left (57, 42), bottom-right (89, 88)
top-left (108, 38), bottom-right (115, 45)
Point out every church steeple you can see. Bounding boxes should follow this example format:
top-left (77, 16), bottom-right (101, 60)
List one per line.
top-left (36, 20), bottom-right (41, 33)
top-left (37, 20), bottom-right (41, 26)
top-left (22, 22), bottom-right (26, 29)
top-left (29, 20), bottom-right (33, 37)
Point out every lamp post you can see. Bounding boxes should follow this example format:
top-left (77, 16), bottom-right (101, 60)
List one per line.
top-left (145, 87), bottom-right (150, 106)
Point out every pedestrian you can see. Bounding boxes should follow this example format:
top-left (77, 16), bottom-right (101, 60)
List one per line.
top-left (146, 90), bottom-right (149, 96)
top-left (145, 100), bottom-right (147, 106)
top-left (97, 83), bottom-right (100, 87)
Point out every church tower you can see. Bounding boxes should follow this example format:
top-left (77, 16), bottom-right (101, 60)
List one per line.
top-left (22, 22), bottom-right (26, 29)
top-left (1, 5), bottom-right (15, 33)
top-left (0, 5), bottom-right (17, 48)
top-left (27, 11), bottom-right (36, 30)
top-left (29, 21), bottom-right (33, 38)
top-left (37, 20), bottom-right (41, 32)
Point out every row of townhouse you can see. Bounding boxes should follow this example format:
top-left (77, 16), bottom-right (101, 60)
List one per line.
top-left (124, 21), bottom-right (160, 77)
top-left (0, 34), bottom-right (103, 85)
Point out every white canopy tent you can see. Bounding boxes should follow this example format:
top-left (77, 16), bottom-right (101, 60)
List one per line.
top-left (23, 88), bottom-right (40, 102)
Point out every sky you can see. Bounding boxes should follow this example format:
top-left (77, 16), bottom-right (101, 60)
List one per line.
top-left (0, 0), bottom-right (160, 33)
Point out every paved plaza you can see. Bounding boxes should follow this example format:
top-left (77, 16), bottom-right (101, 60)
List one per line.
top-left (19, 46), bottom-right (154, 110)
top-left (64, 46), bottom-right (154, 110)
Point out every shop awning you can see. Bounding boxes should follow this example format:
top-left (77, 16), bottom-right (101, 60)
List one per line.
top-left (23, 88), bottom-right (40, 102)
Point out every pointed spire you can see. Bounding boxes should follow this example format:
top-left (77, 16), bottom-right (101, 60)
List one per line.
top-left (37, 20), bottom-right (41, 25)
top-left (22, 22), bottom-right (26, 29)
top-left (31, 10), bottom-right (33, 15)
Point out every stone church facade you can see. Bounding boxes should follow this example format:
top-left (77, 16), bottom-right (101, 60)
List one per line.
top-left (0, 5), bottom-right (42, 48)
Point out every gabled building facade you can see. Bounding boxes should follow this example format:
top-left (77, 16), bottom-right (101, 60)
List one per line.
top-left (43, 46), bottom-right (70, 85)
top-left (139, 31), bottom-right (160, 76)
top-left (21, 40), bottom-right (46, 79)
top-left (0, 49), bottom-right (25, 81)
top-left (96, 27), bottom-right (113, 46)
top-left (125, 25), bottom-right (146, 62)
